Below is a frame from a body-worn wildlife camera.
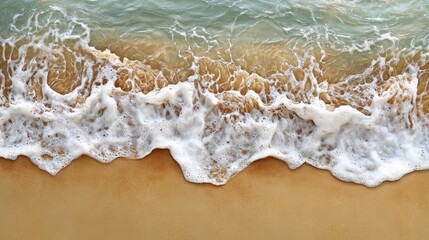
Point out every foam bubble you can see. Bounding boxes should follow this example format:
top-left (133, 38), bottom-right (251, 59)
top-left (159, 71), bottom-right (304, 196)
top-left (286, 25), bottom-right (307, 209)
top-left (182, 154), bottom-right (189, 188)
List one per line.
top-left (0, 7), bottom-right (428, 187)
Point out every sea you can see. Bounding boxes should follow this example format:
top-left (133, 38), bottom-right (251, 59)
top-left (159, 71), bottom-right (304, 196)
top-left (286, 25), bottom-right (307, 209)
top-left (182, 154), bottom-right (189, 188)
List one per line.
top-left (0, 0), bottom-right (428, 186)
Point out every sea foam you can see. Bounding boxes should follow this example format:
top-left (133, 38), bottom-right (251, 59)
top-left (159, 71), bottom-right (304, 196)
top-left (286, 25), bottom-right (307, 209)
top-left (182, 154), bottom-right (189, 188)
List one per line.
top-left (0, 7), bottom-right (428, 186)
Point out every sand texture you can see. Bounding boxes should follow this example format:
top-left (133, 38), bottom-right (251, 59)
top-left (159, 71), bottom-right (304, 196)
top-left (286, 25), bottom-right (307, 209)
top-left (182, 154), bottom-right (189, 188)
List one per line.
top-left (1, 150), bottom-right (429, 240)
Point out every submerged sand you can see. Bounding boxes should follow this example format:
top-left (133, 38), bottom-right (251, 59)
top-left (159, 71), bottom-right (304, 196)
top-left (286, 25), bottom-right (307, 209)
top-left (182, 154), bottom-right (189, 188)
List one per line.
top-left (0, 151), bottom-right (429, 239)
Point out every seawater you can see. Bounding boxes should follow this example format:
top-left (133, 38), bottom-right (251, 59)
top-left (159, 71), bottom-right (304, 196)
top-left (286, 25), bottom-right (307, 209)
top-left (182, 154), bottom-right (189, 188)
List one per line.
top-left (0, 0), bottom-right (428, 186)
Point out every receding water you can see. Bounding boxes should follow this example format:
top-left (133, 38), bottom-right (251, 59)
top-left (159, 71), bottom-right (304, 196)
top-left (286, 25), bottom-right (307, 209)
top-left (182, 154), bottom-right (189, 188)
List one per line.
top-left (0, 0), bottom-right (428, 186)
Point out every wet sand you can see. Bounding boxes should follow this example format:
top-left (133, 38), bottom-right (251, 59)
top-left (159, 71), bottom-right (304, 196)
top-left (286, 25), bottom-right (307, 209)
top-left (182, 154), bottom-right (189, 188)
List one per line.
top-left (1, 150), bottom-right (429, 240)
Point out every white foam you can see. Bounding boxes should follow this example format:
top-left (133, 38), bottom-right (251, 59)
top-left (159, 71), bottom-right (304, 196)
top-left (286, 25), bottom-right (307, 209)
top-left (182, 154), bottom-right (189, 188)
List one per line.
top-left (0, 8), bottom-right (428, 187)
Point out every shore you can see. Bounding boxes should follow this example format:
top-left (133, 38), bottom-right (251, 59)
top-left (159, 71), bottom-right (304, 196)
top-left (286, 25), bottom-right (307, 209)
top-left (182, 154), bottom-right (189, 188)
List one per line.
top-left (1, 150), bottom-right (429, 239)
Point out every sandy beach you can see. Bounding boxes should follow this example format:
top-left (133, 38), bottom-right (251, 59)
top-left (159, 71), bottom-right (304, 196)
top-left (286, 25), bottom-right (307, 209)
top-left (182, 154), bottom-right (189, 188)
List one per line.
top-left (1, 150), bottom-right (429, 239)
top-left (2, 1), bottom-right (429, 239)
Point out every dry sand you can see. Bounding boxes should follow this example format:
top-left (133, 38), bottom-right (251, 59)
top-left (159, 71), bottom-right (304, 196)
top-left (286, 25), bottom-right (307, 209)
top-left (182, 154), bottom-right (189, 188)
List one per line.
top-left (1, 150), bottom-right (429, 239)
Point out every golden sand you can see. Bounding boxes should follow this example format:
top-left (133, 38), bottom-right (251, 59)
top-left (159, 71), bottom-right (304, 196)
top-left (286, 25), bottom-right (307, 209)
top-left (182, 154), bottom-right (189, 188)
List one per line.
top-left (2, 38), bottom-right (429, 239)
top-left (1, 151), bottom-right (429, 239)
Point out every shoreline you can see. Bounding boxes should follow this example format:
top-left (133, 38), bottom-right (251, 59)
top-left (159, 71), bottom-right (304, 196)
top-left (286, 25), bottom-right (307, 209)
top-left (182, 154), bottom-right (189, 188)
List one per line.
top-left (1, 150), bottom-right (429, 239)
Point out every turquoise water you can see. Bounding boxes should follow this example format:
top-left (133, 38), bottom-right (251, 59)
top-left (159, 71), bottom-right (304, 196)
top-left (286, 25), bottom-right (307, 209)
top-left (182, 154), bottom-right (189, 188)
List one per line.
top-left (2, 0), bottom-right (428, 48)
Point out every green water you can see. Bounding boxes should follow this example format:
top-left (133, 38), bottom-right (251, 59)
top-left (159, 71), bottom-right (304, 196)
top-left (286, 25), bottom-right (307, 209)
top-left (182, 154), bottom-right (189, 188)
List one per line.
top-left (2, 0), bottom-right (428, 50)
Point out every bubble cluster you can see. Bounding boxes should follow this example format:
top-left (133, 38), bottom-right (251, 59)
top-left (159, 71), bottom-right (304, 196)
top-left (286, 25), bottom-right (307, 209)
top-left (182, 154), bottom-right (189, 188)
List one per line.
top-left (0, 7), bottom-right (428, 186)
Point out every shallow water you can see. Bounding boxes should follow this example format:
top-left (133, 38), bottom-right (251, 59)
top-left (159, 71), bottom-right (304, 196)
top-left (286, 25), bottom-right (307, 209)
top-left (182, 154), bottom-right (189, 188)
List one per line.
top-left (0, 0), bottom-right (428, 186)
